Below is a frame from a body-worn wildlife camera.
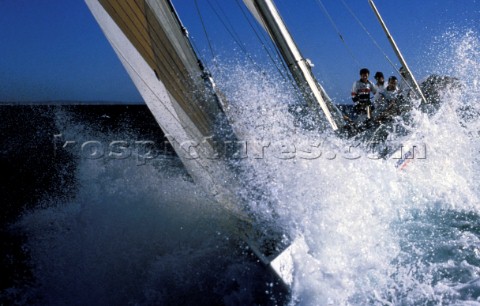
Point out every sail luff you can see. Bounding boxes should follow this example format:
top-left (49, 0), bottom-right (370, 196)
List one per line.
top-left (86, 0), bottom-right (242, 209)
top-left (368, 0), bottom-right (427, 105)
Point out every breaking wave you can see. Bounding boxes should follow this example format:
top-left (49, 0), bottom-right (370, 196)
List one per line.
top-left (215, 29), bottom-right (480, 305)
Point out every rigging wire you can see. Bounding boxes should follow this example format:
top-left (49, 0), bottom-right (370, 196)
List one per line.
top-left (314, 0), bottom-right (360, 67)
top-left (194, 0), bottom-right (291, 86)
top-left (205, 0), bottom-right (261, 70)
top-left (340, 0), bottom-right (416, 92)
top-left (199, 0), bottom-right (302, 101)
top-left (338, 0), bottom-right (399, 73)
top-left (232, 0), bottom-right (306, 102)
top-left (195, 0), bottom-right (325, 104)
top-left (194, 0), bottom-right (217, 70)
top-left (209, 0), bottom-right (297, 89)
top-left (232, 0), bottom-right (293, 83)
top-left (210, 0), bottom-right (244, 45)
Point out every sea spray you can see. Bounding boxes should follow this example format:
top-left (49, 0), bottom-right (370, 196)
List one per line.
top-left (212, 29), bottom-right (480, 304)
top-left (15, 107), bottom-right (287, 305)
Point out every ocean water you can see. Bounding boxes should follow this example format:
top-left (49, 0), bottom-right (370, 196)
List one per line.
top-left (1, 30), bottom-right (479, 305)
top-left (0, 105), bottom-right (288, 305)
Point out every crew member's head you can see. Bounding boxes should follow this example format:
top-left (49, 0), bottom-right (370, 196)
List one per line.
top-left (359, 68), bottom-right (370, 82)
top-left (374, 71), bottom-right (384, 84)
top-left (387, 76), bottom-right (398, 90)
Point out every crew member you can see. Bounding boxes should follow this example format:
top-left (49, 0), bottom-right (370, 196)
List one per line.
top-left (373, 71), bottom-right (385, 102)
top-left (374, 76), bottom-right (401, 123)
top-left (351, 68), bottom-right (377, 118)
top-left (397, 66), bottom-right (411, 98)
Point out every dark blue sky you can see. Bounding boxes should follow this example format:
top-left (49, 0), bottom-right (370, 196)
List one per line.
top-left (1, 1), bottom-right (479, 103)
top-left (0, 0), bottom-right (140, 102)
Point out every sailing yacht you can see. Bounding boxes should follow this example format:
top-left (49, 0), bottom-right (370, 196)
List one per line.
top-left (85, 0), bottom-right (455, 286)
top-left (84, 0), bottom-right (304, 286)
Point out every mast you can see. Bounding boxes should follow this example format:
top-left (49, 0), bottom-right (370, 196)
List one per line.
top-left (368, 0), bottom-right (427, 105)
top-left (243, 0), bottom-right (344, 131)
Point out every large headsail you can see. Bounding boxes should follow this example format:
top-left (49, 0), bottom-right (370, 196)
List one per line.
top-left (85, 0), bottom-right (239, 209)
top-left (242, 0), bottom-right (345, 131)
